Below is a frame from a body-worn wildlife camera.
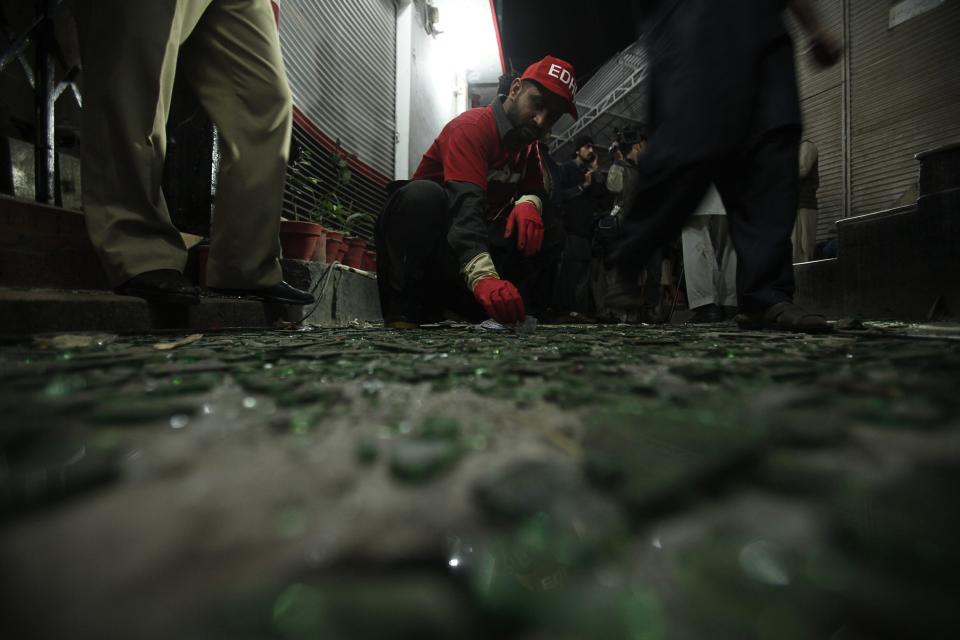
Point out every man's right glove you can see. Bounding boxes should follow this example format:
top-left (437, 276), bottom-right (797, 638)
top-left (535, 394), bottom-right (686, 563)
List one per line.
top-left (473, 277), bottom-right (526, 325)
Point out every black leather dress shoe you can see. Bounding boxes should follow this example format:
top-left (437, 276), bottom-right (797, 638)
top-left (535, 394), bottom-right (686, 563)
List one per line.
top-left (115, 269), bottom-right (201, 305)
top-left (689, 303), bottom-right (725, 323)
top-left (209, 280), bottom-right (315, 305)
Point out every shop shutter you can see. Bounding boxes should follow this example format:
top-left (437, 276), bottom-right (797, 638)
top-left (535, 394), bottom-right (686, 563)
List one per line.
top-left (848, 0), bottom-right (960, 217)
top-left (278, 0), bottom-right (397, 178)
top-left (789, 0), bottom-right (845, 241)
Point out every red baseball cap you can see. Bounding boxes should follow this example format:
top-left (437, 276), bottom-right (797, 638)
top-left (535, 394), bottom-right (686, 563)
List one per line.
top-left (520, 55), bottom-right (579, 120)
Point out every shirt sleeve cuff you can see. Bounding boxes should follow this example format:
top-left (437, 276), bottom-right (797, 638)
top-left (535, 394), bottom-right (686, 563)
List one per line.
top-left (514, 194), bottom-right (543, 214)
top-left (462, 251), bottom-right (500, 291)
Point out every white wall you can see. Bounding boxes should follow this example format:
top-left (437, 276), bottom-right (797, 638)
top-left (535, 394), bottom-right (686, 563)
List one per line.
top-left (394, 2), bottom-right (414, 180)
top-left (394, 0), bottom-right (503, 179)
top-left (407, 1), bottom-right (463, 177)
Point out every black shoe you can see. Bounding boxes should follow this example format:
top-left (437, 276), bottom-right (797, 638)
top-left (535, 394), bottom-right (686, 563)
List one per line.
top-left (604, 282), bottom-right (645, 311)
top-left (735, 301), bottom-right (832, 334)
top-left (639, 305), bottom-right (667, 324)
top-left (539, 309), bottom-right (597, 325)
top-left (209, 281), bottom-right (315, 305)
top-left (115, 269), bottom-right (200, 305)
top-left (381, 298), bottom-right (425, 328)
top-left (689, 303), bottom-right (725, 323)
top-left (383, 315), bottom-right (420, 329)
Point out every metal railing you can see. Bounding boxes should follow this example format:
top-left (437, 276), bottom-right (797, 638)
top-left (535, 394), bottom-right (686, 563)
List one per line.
top-left (1, 0), bottom-right (79, 206)
top-left (549, 41), bottom-right (649, 153)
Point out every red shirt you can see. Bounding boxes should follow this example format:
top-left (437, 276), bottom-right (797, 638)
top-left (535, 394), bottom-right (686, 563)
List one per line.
top-left (413, 103), bottom-right (545, 220)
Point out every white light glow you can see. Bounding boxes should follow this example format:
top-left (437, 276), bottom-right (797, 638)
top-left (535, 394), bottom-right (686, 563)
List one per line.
top-left (399, 0), bottom-right (504, 177)
top-left (433, 0), bottom-right (502, 83)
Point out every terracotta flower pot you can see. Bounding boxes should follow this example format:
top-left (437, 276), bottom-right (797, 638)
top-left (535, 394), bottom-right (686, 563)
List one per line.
top-left (361, 249), bottom-right (377, 272)
top-left (279, 220), bottom-right (324, 261)
top-left (310, 227), bottom-right (328, 263)
top-left (343, 237), bottom-right (367, 268)
top-left (325, 230), bottom-right (345, 263)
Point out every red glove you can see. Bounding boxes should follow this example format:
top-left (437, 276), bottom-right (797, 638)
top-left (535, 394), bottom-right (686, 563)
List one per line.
top-left (473, 277), bottom-right (526, 325)
top-left (504, 200), bottom-right (544, 258)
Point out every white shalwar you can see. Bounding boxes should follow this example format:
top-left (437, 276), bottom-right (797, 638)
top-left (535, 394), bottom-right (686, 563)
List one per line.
top-left (681, 185), bottom-right (738, 309)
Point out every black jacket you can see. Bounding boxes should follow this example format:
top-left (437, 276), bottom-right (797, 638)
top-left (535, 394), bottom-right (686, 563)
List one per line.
top-left (632, 0), bottom-right (801, 185)
top-left (556, 158), bottom-right (608, 239)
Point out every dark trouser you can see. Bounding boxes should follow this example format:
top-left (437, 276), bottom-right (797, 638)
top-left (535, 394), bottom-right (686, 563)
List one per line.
top-left (611, 126), bottom-right (800, 313)
top-left (593, 219), bottom-right (661, 312)
top-left (552, 233), bottom-right (593, 314)
top-left (375, 180), bottom-right (565, 322)
top-left (642, 247), bottom-right (663, 309)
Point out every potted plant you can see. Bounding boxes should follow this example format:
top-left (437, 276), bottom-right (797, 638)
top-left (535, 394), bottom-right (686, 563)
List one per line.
top-left (319, 196), bottom-right (349, 263)
top-left (342, 210), bottom-right (377, 268)
top-left (282, 140), bottom-right (370, 264)
top-left (282, 148), bottom-right (326, 260)
top-left (316, 147), bottom-right (359, 263)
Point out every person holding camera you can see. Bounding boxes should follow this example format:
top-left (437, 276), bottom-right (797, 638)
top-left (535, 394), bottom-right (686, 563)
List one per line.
top-left (594, 126), bottom-right (665, 322)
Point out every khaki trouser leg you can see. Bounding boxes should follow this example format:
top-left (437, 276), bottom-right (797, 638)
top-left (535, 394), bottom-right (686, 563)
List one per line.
top-left (181, 0), bottom-right (292, 289)
top-left (792, 207), bottom-right (819, 263)
top-left (78, 0), bottom-right (211, 287)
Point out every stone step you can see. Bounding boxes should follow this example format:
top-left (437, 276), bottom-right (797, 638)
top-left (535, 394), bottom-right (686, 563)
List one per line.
top-left (917, 141), bottom-right (960, 197)
top-left (283, 261), bottom-right (383, 328)
top-left (0, 264), bottom-right (382, 336)
top-left (0, 194), bottom-right (109, 290)
top-left (0, 287), bottom-right (295, 335)
top-left (795, 143), bottom-right (960, 321)
top-left (793, 258), bottom-right (840, 319)
top-left (0, 194), bottom-right (384, 333)
top-left (834, 205), bottom-right (918, 273)
top-left (796, 201), bottom-right (959, 321)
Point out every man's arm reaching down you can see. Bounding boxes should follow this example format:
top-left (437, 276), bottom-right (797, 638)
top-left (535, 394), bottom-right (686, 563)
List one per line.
top-left (446, 181), bottom-right (493, 273)
top-left (789, 0), bottom-right (843, 67)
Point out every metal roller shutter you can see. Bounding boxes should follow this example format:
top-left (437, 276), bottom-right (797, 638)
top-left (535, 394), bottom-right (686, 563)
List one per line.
top-left (848, 0), bottom-right (960, 217)
top-left (802, 86), bottom-right (844, 240)
top-left (789, 0), bottom-right (845, 241)
top-left (278, 0), bottom-right (397, 178)
top-left (548, 42), bottom-right (649, 159)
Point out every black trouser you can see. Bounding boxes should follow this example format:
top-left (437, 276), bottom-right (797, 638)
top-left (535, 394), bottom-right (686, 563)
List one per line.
top-left (593, 216), bottom-right (662, 311)
top-left (552, 233), bottom-right (593, 314)
top-left (375, 180), bottom-right (565, 322)
top-left (642, 247), bottom-right (663, 309)
top-left (611, 126), bottom-right (800, 313)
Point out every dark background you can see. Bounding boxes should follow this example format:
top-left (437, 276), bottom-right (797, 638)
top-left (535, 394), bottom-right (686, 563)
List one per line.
top-left (499, 0), bottom-right (637, 83)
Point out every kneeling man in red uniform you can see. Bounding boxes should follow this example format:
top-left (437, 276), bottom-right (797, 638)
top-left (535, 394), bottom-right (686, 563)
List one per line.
top-left (376, 56), bottom-right (578, 327)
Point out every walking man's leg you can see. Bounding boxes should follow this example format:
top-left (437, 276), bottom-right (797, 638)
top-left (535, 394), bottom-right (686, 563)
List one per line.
top-left (174, 0), bottom-right (313, 304)
top-left (717, 127), bottom-right (829, 332)
top-left (78, 0), bottom-right (207, 298)
top-left (181, 0), bottom-right (295, 291)
top-left (793, 207), bottom-right (818, 262)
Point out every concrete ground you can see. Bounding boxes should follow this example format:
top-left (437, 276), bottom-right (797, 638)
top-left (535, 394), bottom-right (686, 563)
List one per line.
top-left (1, 321), bottom-right (958, 639)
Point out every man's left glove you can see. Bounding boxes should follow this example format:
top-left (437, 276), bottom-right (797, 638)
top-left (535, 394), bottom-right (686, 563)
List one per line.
top-left (504, 200), bottom-right (544, 258)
